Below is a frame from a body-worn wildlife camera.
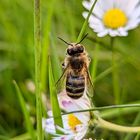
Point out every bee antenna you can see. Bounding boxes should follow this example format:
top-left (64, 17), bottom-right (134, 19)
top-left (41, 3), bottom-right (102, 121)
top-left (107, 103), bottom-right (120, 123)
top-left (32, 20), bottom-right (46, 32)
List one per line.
top-left (58, 37), bottom-right (72, 46)
top-left (76, 33), bottom-right (88, 45)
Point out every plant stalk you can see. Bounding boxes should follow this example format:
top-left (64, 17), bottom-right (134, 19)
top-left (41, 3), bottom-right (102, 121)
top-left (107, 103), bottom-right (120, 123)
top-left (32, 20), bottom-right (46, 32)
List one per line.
top-left (34, 0), bottom-right (42, 139)
top-left (76, 0), bottom-right (98, 42)
top-left (111, 37), bottom-right (120, 104)
top-left (62, 104), bottom-right (140, 115)
top-left (97, 117), bottom-right (140, 133)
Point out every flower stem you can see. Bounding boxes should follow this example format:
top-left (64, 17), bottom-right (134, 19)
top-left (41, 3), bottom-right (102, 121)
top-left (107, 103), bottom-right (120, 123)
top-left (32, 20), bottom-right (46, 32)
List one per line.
top-left (34, 0), bottom-right (43, 139)
top-left (101, 101), bottom-right (140, 119)
top-left (111, 37), bottom-right (120, 104)
top-left (97, 117), bottom-right (140, 133)
top-left (62, 104), bottom-right (140, 115)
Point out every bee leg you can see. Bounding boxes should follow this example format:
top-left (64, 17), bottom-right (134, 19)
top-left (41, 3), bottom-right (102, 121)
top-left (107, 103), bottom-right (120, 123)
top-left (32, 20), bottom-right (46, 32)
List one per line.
top-left (62, 62), bottom-right (67, 69)
top-left (88, 56), bottom-right (91, 62)
top-left (62, 62), bottom-right (65, 68)
top-left (55, 65), bottom-right (68, 86)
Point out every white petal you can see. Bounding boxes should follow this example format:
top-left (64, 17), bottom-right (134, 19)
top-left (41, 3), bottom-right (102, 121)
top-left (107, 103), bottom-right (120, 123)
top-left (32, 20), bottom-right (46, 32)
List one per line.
top-left (118, 28), bottom-right (128, 36)
top-left (129, 6), bottom-right (140, 20)
top-left (48, 110), bottom-right (53, 117)
top-left (89, 23), bottom-right (105, 32)
top-left (74, 125), bottom-right (88, 140)
top-left (125, 19), bottom-right (140, 30)
top-left (93, 2), bottom-right (104, 18)
top-left (58, 90), bottom-right (91, 112)
top-left (120, 0), bottom-right (139, 16)
top-left (97, 29), bottom-right (109, 37)
top-left (83, 12), bottom-right (101, 25)
top-left (83, 0), bottom-right (104, 18)
top-left (42, 118), bottom-right (56, 134)
top-left (53, 134), bottom-right (74, 140)
top-left (56, 125), bottom-right (71, 134)
top-left (74, 112), bottom-right (90, 124)
top-left (96, 0), bottom-right (114, 11)
top-left (82, 0), bottom-right (95, 10)
top-left (108, 29), bottom-right (120, 37)
top-left (114, 0), bottom-right (128, 9)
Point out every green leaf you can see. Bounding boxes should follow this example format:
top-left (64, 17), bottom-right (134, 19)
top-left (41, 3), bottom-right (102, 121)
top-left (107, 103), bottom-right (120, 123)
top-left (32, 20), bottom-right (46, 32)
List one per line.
top-left (89, 44), bottom-right (100, 81)
top-left (49, 58), bottom-right (63, 134)
top-left (77, 0), bottom-right (98, 42)
top-left (50, 34), bottom-right (62, 83)
top-left (13, 80), bottom-right (36, 140)
top-left (41, 0), bottom-right (56, 91)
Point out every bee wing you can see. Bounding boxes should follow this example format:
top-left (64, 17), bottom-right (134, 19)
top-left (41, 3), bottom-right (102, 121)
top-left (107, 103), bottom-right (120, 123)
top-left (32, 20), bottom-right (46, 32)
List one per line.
top-left (55, 66), bottom-right (68, 93)
top-left (85, 69), bottom-right (95, 99)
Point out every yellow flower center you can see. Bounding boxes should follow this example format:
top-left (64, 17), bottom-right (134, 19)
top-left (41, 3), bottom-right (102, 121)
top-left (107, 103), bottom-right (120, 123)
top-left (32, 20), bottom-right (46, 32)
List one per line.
top-left (68, 114), bottom-right (82, 131)
top-left (103, 8), bottom-right (127, 29)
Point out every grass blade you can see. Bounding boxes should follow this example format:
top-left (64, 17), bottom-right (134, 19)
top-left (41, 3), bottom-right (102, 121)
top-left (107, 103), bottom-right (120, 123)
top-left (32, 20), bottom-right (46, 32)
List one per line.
top-left (34, 0), bottom-right (42, 139)
top-left (76, 0), bottom-right (98, 42)
top-left (50, 35), bottom-right (62, 83)
top-left (124, 111), bottom-right (140, 140)
top-left (49, 58), bottom-right (63, 133)
top-left (13, 81), bottom-right (35, 140)
top-left (11, 132), bottom-right (33, 140)
top-left (41, 0), bottom-right (55, 91)
top-left (90, 43), bottom-right (100, 81)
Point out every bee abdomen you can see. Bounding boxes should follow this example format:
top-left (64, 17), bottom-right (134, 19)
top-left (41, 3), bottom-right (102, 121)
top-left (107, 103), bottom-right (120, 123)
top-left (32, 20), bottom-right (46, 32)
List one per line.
top-left (66, 75), bottom-right (85, 99)
top-left (66, 86), bottom-right (84, 94)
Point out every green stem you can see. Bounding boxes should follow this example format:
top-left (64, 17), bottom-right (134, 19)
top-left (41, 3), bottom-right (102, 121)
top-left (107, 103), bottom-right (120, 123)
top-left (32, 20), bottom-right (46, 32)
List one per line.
top-left (76, 0), bottom-right (98, 42)
top-left (93, 60), bottom-right (125, 83)
top-left (111, 37), bottom-right (120, 104)
top-left (62, 104), bottom-right (140, 115)
top-left (135, 134), bottom-right (140, 140)
top-left (90, 44), bottom-right (100, 81)
top-left (34, 0), bottom-right (42, 140)
top-left (97, 117), bottom-right (140, 133)
top-left (124, 111), bottom-right (140, 140)
top-left (101, 101), bottom-right (140, 119)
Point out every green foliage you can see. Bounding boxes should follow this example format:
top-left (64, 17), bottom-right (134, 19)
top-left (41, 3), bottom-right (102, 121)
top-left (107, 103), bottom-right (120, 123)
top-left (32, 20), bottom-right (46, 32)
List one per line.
top-left (13, 81), bottom-right (36, 140)
top-left (0, 0), bottom-right (140, 139)
top-left (49, 59), bottom-right (63, 133)
top-left (34, 0), bottom-right (43, 139)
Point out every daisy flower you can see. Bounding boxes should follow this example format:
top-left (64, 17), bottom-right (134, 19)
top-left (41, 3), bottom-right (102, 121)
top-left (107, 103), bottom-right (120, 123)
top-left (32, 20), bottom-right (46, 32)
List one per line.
top-left (83, 0), bottom-right (140, 37)
top-left (42, 90), bottom-right (91, 140)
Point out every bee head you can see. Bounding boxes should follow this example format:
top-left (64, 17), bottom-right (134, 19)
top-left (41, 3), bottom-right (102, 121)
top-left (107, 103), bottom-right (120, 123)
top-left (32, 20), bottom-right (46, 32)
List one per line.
top-left (67, 44), bottom-right (84, 56)
top-left (58, 33), bottom-right (88, 56)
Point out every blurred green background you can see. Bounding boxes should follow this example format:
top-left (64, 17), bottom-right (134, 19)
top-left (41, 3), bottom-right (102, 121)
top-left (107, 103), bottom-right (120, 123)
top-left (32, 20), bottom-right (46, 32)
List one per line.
top-left (0, 0), bottom-right (140, 139)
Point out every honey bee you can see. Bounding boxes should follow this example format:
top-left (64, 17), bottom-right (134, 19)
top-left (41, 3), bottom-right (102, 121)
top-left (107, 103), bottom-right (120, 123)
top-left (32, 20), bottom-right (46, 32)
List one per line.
top-left (56, 34), bottom-right (94, 99)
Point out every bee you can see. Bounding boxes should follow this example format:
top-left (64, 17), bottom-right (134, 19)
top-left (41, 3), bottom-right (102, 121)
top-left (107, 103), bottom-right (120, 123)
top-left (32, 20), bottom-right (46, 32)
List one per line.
top-left (56, 34), bottom-right (94, 99)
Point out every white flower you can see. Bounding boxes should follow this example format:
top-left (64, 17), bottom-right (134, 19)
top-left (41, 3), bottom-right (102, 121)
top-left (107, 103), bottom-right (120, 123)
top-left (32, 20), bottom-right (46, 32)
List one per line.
top-left (42, 90), bottom-right (91, 140)
top-left (83, 0), bottom-right (140, 37)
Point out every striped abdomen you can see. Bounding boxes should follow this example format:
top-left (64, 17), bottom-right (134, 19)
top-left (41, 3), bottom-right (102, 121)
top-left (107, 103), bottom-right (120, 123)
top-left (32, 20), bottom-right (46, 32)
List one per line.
top-left (66, 74), bottom-right (85, 99)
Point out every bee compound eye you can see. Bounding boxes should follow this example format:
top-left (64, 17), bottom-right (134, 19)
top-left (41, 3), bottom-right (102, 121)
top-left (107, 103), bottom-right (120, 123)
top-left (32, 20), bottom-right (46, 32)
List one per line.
top-left (78, 46), bottom-right (84, 53)
top-left (67, 49), bottom-right (72, 55)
